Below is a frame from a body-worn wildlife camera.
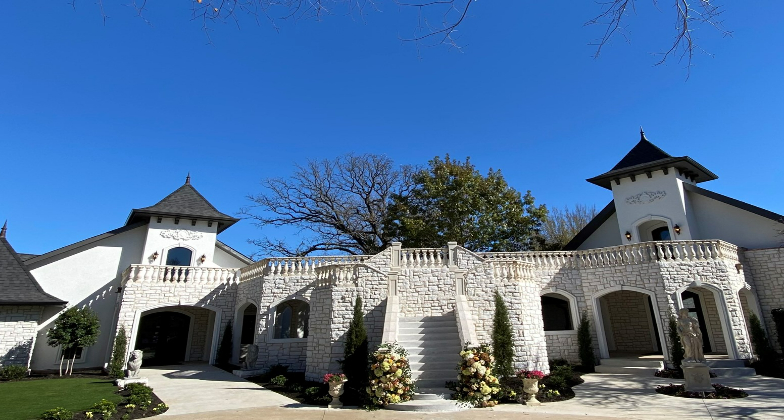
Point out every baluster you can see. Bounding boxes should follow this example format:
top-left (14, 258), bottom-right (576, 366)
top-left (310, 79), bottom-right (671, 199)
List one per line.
top-left (436, 250), bottom-right (443, 265)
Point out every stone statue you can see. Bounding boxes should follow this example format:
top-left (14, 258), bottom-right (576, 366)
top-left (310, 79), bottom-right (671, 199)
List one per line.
top-left (677, 308), bottom-right (705, 362)
top-left (126, 349), bottom-right (144, 378)
top-left (243, 344), bottom-right (259, 370)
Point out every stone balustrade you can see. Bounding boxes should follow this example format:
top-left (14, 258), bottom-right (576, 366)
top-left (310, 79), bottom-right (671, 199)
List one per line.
top-left (490, 259), bottom-right (535, 281)
top-left (313, 264), bottom-right (359, 288)
top-left (121, 264), bottom-right (239, 285)
top-left (239, 255), bottom-right (371, 281)
top-left (400, 248), bottom-right (447, 268)
top-left (480, 240), bottom-right (742, 270)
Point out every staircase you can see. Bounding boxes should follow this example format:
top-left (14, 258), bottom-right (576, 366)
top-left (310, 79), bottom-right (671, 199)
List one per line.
top-left (706, 359), bottom-right (756, 377)
top-left (595, 358), bottom-right (664, 376)
top-left (385, 313), bottom-right (465, 412)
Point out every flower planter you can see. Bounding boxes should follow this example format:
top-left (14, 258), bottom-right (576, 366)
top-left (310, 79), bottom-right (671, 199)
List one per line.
top-left (328, 379), bottom-right (348, 408)
top-left (522, 378), bottom-right (541, 406)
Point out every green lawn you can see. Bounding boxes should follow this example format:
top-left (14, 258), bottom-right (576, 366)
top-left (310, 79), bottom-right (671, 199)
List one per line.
top-left (0, 377), bottom-right (123, 420)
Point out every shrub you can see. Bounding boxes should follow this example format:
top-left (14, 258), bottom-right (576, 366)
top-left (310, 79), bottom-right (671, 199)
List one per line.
top-left (577, 311), bottom-right (595, 372)
top-left (125, 383), bottom-right (153, 409)
top-left (270, 375), bottom-right (287, 386)
top-left (39, 407), bottom-right (73, 420)
top-left (668, 316), bottom-right (684, 370)
top-left (545, 365), bottom-right (574, 390)
top-left (340, 296), bottom-right (369, 405)
top-left (304, 386), bottom-right (331, 405)
top-left (109, 327), bottom-right (128, 379)
top-left (772, 308), bottom-right (784, 352)
top-left (366, 342), bottom-right (414, 407)
top-left (454, 343), bottom-right (501, 407)
top-left (262, 364), bottom-right (288, 381)
top-left (89, 399), bottom-right (117, 418)
top-left (749, 313), bottom-right (777, 364)
top-left (46, 307), bottom-right (101, 376)
top-left (549, 358), bottom-right (570, 369)
top-left (492, 292), bottom-right (514, 379)
top-left (215, 324), bottom-right (233, 366)
top-left (0, 364), bottom-right (28, 381)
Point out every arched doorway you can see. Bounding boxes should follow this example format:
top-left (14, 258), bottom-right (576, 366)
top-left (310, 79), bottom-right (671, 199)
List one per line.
top-left (594, 288), bottom-right (665, 359)
top-left (680, 286), bottom-right (731, 356)
top-left (239, 304), bottom-right (257, 365)
top-left (135, 311), bottom-right (191, 366)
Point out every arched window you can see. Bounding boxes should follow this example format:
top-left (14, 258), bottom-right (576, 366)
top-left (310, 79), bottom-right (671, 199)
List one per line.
top-left (651, 226), bottom-right (671, 241)
top-left (274, 300), bottom-right (309, 339)
top-left (166, 247), bottom-right (193, 266)
top-left (541, 293), bottom-right (573, 331)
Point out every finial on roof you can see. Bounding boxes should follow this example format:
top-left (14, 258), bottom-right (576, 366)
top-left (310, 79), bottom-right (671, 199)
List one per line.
top-left (640, 127), bottom-right (647, 141)
top-left (185, 173), bottom-right (191, 185)
top-left (0, 220), bottom-right (6, 238)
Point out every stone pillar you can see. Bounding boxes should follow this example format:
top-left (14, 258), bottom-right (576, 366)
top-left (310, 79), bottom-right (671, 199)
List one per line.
top-left (516, 278), bottom-right (550, 373)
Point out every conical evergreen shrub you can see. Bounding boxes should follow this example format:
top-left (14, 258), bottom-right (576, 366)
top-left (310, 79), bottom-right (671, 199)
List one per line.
top-left (577, 311), bottom-right (595, 372)
top-left (668, 316), bottom-right (684, 370)
top-left (341, 296), bottom-right (369, 405)
top-left (492, 291), bottom-right (514, 378)
top-left (109, 327), bottom-right (128, 378)
top-left (749, 313), bottom-right (777, 364)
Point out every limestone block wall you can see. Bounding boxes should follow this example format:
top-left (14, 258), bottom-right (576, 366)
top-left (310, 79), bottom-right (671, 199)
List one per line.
top-left (744, 248), bottom-right (784, 352)
top-left (116, 280), bottom-right (237, 364)
top-left (544, 333), bottom-right (580, 364)
top-left (699, 290), bottom-right (728, 354)
top-left (601, 291), bottom-right (656, 353)
top-left (397, 267), bottom-right (455, 317)
top-left (0, 306), bottom-right (42, 367)
top-left (169, 306), bottom-right (211, 361)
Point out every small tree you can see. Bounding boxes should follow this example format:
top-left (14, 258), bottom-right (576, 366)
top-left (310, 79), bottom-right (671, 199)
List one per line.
top-left (771, 308), bottom-right (784, 352)
top-left (668, 316), bottom-right (684, 370)
top-left (108, 327), bottom-right (128, 379)
top-left (216, 324), bottom-right (233, 366)
top-left (340, 296), bottom-right (369, 405)
top-left (749, 313), bottom-right (777, 364)
top-left (491, 291), bottom-right (514, 378)
top-left (46, 307), bottom-right (100, 376)
top-left (577, 311), bottom-right (595, 372)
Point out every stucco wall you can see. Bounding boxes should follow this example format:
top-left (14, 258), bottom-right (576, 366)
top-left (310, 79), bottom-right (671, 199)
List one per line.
top-left (577, 212), bottom-right (622, 250)
top-left (0, 306), bottom-right (42, 367)
top-left (688, 191), bottom-right (784, 249)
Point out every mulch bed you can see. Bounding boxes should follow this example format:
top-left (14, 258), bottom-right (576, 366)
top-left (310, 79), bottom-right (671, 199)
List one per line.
top-left (655, 383), bottom-right (748, 399)
top-left (655, 369), bottom-right (717, 379)
top-left (245, 372), bottom-right (333, 406)
top-left (70, 389), bottom-right (167, 419)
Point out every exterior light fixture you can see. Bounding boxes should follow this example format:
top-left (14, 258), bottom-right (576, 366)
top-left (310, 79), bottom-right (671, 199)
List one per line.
top-left (152, 251), bottom-right (159, 261)
top-left (200, 254), bottom-right (207, 263)
top-left (625, 231), bottom-right (632, 241)
top-left (673, 224), bottom-right (681, 235)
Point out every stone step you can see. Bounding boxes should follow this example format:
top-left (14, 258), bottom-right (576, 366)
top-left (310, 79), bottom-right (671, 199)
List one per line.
top-left (705, 359), bottom-right (746, 368)
top-left (594, 366), bottom-right (660, 376)
top-left (406, 347), bottom-right (461, 357)
top-left (711, 367), bottom-right (756, 377)
top-left (398, 320), bottom-right (456, 329)
top-left (399, 326), bottom-right (458, 334)
top-left (599, 358), bottom-right (664, 368)
top-left (384, 399), bottom-right (467, 412)
top-left (400, 315), bottom-right (455, 322)
top-left (413, 388), bottom-right (452, 400)
top-left (411, 369), bottom-right (457, 381)
top-left (399, 339), bottom-right (460, 349)
top-left (414, 378), bottom-right (455, 389)
top-left (398, 332), bottom-right (460, 341)
top-left (409, 361), bottom-right (458, 372)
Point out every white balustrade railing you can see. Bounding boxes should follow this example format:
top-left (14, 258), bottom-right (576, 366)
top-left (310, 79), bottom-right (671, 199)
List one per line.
top-left (239, 255), bottom-right (371, 282)
top-left (400, 248), bottom-right (447, 268)
top-left (314, 264), bottom-right (359, 287)
top-left (490, 259), bottom-right (535, 281)
top-left (480, 240), bottom-right (741, 270)
top-left (122, 264), bottom-right (239, 285)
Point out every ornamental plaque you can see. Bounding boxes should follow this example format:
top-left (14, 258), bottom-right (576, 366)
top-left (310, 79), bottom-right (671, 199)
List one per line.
top-left (625, 191), bottom-right (666, 205)
top-left (159, 229), bottom-right (203, 241)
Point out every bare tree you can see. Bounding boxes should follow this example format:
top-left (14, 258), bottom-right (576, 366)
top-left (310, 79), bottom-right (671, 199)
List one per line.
top-left (539, 204), bottom-right (598, 251)
top-left (586, 0), bottom-right (731, 76)
top-left (241, 153), bottom-right (414, 256)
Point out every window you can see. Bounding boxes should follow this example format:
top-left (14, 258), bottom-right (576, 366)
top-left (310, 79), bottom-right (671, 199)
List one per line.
top-left (273, 300), bottom-right (309, 339)
top-left (651, 226), bottom-right (671, 241)
top-left (541, 294), bottom-right (573, 331)
top-left (241, 305), bottom-right (257, 345)
top-left (166, 247), bottom-right (193, 266)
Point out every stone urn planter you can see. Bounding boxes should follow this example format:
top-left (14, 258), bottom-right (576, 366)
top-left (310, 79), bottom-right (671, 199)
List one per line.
top-left (522, 378), bottom-right (541, 406)
top-left (328, 379), bottom-right (348, 408)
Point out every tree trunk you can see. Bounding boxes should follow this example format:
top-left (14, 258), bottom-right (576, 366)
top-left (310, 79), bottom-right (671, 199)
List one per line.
top-left (69, 352), bottom-right (77, 375)
top-left (59, 354), bottom-right (64, 377)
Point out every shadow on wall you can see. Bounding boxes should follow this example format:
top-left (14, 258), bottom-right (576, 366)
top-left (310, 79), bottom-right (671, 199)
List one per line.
top-left (1, 340), bottom-right (34, 366)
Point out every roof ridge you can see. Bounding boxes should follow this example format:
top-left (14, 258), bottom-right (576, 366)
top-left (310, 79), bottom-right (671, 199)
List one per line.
top-left (0, 236), bottom-right (66, 305)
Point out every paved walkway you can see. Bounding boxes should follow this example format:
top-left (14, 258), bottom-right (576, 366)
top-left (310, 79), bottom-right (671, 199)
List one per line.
top-left (145, 365), bottom-right (784, 419)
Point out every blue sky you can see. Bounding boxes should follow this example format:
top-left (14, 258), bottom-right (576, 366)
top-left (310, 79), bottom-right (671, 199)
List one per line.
top-left (2, 2), bottom-right (783, 258)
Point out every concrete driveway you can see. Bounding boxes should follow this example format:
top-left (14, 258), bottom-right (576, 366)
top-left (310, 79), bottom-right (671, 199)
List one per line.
top-left (145, 365), bottom-right (784, 419)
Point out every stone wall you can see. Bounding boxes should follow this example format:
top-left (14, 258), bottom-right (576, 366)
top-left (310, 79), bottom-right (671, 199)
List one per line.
top-left (398, 267), bottom-right (455, 317)
top-left (602, 290), bottom-right (656, 354)
top-left (0, 306), bottom-right (42, 367)
top-left (544, 333), bottom-right (580, 364)
top-left (744, 248), bottom-right (784, 352)
top-left (698, 289), bottom-right (728, 354)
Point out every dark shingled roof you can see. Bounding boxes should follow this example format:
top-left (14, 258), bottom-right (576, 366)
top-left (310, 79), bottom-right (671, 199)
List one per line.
top-left (587, 131), bottom-right (718, 189)
top-left (0, 231), bottom-right (66, 306)
top-left (126, 177), bottom-right (239, 233)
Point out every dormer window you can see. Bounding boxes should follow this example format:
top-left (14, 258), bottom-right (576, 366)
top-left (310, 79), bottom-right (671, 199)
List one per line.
top-left (166, 247), bottom-right (193, 266)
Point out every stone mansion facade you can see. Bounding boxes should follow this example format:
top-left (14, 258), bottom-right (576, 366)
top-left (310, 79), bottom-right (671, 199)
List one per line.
top-left (3, 132), bottom-right (784, 382)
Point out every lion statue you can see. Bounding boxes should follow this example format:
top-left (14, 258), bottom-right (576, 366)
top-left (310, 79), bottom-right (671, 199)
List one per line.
top-left (126, 350), bottom-right (144, 378)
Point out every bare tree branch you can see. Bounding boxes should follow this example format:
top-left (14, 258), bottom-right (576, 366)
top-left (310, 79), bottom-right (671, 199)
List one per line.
top-left (240, 153), bottom-right (414, 256)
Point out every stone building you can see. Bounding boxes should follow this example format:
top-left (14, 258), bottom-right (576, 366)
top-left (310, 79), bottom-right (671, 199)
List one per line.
top-left (2, 132), bottom-right (784, 385)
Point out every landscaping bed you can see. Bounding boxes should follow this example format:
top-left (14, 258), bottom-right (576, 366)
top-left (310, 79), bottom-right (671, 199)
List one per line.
top-left (498, 364), bottom-right (584, 404)
top-left (0, 375), bottom-right (167, 420)
top-left (655, 383), bottom-right (748, 399)
top-left (245, 366), bottom-right (333, 406)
